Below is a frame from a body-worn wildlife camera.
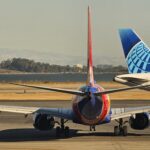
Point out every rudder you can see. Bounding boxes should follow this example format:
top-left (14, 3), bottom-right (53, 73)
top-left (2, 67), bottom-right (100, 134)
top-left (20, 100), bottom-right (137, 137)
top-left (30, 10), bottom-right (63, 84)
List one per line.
top-left (86, 6), bottom-right (94, 86)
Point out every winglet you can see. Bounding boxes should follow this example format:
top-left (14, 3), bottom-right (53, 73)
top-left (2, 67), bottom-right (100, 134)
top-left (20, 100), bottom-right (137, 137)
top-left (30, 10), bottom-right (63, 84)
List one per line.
top-left (87, 6), bottom-right (94, 86)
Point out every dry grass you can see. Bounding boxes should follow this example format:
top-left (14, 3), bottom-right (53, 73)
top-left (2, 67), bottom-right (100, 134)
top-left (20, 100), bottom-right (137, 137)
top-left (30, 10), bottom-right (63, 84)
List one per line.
top-left (0, 82), bottom-right (149, 100)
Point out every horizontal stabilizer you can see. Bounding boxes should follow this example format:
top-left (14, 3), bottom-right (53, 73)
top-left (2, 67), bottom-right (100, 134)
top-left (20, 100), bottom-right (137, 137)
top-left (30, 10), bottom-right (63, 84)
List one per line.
top-left (94, 82), bottom-right (150, 95)
top-left (10, 82), bottom-right (150, 96)
top-left (10, 83), bottom-right (85, 96)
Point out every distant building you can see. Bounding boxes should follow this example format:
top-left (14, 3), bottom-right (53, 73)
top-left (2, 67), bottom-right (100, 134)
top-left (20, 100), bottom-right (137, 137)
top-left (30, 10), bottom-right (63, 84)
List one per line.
top-left (97, 64), bottom-right (113, 69)
top-left (73, 64), bottom-right (83, 72)
top-left (74, 64), bottom-right (83, 69)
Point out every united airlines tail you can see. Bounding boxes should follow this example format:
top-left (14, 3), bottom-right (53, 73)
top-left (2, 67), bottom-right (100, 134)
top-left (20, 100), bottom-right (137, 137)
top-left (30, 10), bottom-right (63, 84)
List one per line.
top-left (119, 29), bottom-right (150, 73)
top-left (86, 6), bottom-right (95, 86)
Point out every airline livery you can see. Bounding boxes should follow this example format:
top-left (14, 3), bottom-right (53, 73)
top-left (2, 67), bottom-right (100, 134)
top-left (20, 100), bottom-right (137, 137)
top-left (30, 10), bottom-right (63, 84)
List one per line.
top-left (115, 29), bottom-right (150, 91)
top-left (0, 7), bottom-right (149, 137)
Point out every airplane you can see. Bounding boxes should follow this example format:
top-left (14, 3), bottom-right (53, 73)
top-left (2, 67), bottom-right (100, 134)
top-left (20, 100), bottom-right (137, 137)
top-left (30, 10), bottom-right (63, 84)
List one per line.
top-left (114, 29), bottom-right (150, 91)
top-left (0, 7), bottom-right (150, 137)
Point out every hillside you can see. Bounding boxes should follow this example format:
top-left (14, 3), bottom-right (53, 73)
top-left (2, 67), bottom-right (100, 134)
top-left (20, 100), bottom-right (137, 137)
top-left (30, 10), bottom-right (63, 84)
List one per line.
top-left (0, 58), bottom-right (128, 73)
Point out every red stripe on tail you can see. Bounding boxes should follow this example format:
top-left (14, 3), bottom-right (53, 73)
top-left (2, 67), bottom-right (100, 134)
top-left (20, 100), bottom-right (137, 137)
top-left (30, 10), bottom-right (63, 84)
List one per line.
top-left (87, 6), bottom-right (94, 86)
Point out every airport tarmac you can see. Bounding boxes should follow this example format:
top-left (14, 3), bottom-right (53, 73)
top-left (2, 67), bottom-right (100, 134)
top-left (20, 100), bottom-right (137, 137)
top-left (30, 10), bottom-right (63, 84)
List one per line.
top-left (0, 100), bottom-right (149, 150)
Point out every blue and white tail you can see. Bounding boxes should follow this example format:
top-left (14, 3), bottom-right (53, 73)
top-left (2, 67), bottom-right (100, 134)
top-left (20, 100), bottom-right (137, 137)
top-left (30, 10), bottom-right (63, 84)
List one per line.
top-left (119, 29), bottom-right (150, 73)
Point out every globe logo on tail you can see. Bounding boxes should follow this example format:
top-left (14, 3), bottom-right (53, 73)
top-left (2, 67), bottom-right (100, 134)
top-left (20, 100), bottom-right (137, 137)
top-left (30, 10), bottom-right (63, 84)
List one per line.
top-left (126, 41), bottom-right (150, 73)
top-left (119, 29), bottom-right (150, 73)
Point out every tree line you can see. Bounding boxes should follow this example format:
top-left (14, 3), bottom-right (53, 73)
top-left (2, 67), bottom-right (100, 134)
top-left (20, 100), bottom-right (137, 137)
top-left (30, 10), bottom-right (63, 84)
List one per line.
top-left (0, 58), bottom-right (127, 73)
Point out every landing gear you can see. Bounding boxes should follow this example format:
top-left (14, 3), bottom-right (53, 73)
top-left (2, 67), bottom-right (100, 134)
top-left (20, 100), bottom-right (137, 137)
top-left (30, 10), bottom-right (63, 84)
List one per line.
top-left (122, 126), bottom-right (128, 136)
top-left (55, 118), bottom-right (70, 138)
top-left (56, 126), bottom-right (61, 137)
top-left (114, 119), bottom-right (128, 136)
top-left (64, 126), bottom-right (70, 137)
top-left (114, 126), bottom-right (120, 136)
top-left (90, 125), bottom-right (96, 131)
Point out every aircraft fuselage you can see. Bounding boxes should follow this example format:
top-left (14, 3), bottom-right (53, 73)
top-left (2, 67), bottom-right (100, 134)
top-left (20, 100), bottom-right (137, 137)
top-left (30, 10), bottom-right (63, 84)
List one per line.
top-left (72, 84), bottom-right (111, 125)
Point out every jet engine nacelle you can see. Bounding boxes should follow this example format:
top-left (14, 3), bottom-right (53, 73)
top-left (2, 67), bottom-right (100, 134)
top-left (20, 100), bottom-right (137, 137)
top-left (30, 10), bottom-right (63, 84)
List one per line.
top-left (33, 114), bottom-right (55, 130)
top-left (129, 113), bottom-right (150, 130)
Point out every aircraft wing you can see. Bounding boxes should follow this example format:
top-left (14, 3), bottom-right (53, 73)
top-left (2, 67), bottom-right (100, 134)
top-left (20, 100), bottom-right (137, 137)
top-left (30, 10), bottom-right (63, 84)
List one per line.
top-left (0, 105), bottom-right (38, 114)
top-left (114, 73), bottom-right (150, 91)
top-left (111, 106), bottom-right (150, 120)
top-left (0, 105), bottom-right (74, 120)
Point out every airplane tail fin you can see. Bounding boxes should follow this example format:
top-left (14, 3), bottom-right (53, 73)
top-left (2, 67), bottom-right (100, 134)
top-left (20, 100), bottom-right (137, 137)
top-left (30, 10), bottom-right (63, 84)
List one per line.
top-left (119, 29), bottom-right (150, 73)
top-left (86, 6), bottom-right (95, 86)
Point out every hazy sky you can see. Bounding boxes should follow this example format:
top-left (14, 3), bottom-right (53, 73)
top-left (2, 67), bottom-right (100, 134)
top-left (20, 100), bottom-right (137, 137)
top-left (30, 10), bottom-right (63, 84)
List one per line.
top-left (0, 0), bottom-right (150, 66)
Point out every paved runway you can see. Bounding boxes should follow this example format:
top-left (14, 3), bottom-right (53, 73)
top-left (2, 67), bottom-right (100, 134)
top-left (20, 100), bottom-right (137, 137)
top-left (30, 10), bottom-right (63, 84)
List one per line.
top-left (0, 100), bottom-right (149, 150)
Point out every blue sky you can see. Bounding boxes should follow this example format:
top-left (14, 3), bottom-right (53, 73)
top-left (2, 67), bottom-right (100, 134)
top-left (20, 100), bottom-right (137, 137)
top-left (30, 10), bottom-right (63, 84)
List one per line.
top-left (0, 0), bottom-right (150, 66)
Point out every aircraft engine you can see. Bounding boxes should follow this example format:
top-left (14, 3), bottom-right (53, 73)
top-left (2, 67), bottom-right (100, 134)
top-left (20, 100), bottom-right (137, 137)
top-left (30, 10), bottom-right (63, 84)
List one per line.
top-left (33, 114), bottom-right (55, 130)
top-left (129, 113), bottom-right (150, 130)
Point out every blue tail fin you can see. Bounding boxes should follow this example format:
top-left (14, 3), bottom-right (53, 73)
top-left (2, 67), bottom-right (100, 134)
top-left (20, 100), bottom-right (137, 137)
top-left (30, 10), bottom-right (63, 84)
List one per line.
top-left (119, 29), bottom-right (150, 73)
